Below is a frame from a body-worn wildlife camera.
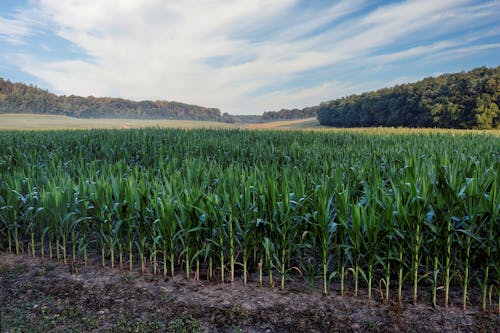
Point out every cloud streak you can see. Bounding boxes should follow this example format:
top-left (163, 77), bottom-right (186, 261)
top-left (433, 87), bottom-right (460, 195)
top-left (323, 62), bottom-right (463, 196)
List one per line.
top-left (2, 0), bottom-right (500, 114)
top-left (0, 15), bottom-right (32, 44)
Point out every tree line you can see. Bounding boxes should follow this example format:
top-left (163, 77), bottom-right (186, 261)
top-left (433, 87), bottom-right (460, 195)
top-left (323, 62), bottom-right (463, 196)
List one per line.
top-left (317, 66), bottom-right (500, 129)
top-left (0, 79), bottom-right (222, 121)
top-left (262, 106), bottom-right (318, 121)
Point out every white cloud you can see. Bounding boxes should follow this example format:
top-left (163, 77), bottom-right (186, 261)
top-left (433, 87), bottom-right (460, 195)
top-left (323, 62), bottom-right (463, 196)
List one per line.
top-left (0, 16), bottom-right (32, 44)
top-left (6, 0), bottom-right (500, 114)
top-left (248, 80), bottom-right (381, 112)
top-left (370, 41), bottom-right (463, 64)
top-left (421, 43), bottom-right (500, 63)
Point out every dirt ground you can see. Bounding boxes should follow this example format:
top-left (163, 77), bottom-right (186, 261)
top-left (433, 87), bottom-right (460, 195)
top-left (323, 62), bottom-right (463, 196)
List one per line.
top-left (0, 253), bottom-right (498, 333)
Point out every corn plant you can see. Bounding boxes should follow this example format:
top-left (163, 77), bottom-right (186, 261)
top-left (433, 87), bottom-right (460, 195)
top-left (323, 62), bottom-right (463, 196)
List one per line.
top-left (0, 128), bottom-right (497, 310)
top-left (312, 180), bottom-right (336, 295)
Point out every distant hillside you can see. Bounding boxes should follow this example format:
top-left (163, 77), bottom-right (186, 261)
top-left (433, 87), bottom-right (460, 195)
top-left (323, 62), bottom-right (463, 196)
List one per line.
top-left (262, 106), bottom-right (318, 121)
top-left (0, 79), bottom-right (222, 121)
top-left (317, 66), bottom-right (500, 129)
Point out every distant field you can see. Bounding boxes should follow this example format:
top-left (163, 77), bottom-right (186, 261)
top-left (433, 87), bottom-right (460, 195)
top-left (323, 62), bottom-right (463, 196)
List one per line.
top-left (0, 114), bottom-right (238, 130)
top-left (0, 113), bottom-right (323, 131)
top-left (244, 117), bottom-right (322, 129)
top-left (1, 114), bottom-right (498, 135)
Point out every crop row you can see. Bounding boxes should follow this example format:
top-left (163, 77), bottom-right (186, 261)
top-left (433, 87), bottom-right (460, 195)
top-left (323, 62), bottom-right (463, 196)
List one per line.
top-left (0, 128), bottom-right (498, 311)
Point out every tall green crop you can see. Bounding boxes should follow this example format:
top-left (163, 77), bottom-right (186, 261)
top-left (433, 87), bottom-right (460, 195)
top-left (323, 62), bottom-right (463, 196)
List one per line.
top-left (0, 128), bottom-right (497, 310)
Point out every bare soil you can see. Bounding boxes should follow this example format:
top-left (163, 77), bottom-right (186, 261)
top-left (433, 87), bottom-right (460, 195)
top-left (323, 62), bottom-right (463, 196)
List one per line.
top-left (0, 253), bottom-right (498, 332)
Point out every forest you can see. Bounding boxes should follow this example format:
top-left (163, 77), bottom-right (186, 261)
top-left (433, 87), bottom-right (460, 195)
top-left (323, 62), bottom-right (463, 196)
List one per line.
top-left (317, 66), bottom-right (500, 129)
top-left (262, 106), bottom-right (318, 121)
top-left (0, 79), bottom-right (222, 121)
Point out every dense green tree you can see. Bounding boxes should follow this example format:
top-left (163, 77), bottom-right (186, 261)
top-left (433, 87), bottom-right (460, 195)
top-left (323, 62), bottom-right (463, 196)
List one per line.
top-left (262, 106), bottom-right (318, 121)
top-left (318, 66), bottom-right (500, 129)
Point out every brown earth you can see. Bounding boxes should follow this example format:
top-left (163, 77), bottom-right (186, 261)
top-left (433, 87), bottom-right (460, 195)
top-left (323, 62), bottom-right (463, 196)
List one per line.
top-left (0, 253), bottom-right (498, 333)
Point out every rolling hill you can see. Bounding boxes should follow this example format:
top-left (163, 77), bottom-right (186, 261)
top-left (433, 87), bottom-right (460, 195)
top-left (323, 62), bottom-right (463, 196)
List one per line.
top-left (0, 78), bottom-right (222, 121)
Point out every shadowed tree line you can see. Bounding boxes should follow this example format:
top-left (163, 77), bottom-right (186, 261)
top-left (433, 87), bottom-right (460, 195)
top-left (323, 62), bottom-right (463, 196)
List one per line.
top-left (317, 66), bottom-right (500, 129)
top-left (262, 106), bottom-right (319, 121)
top-left (0, 79), bottom-right (221, 121)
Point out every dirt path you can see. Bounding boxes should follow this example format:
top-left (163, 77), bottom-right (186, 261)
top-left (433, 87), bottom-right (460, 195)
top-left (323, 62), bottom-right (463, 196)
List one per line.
top-left (0, 253), bottom-right (498, 332)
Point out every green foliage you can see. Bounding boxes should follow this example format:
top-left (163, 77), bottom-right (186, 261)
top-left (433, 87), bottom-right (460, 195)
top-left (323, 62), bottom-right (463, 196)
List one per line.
top-left (262, 106), bottom-right (318, 121)
top-left (166, 317), bottom-right (204, 333)
top-left (0, 128), bottom-right (498, 310)
top-left (317, 66), bottom-right (500, 129)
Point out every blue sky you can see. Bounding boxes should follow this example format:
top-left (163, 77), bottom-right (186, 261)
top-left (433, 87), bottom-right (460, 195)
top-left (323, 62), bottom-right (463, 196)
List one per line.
top-left (1, 0), bottom-right (499, 114)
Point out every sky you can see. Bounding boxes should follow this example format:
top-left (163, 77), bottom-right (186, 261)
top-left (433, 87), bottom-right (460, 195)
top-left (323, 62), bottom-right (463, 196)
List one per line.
top-left (1, 0), bottom-right (499, 115)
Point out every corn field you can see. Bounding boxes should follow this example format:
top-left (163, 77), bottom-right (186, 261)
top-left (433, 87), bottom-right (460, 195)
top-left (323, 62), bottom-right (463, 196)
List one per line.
top-left (0, 128), bottom-right (498, 311)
